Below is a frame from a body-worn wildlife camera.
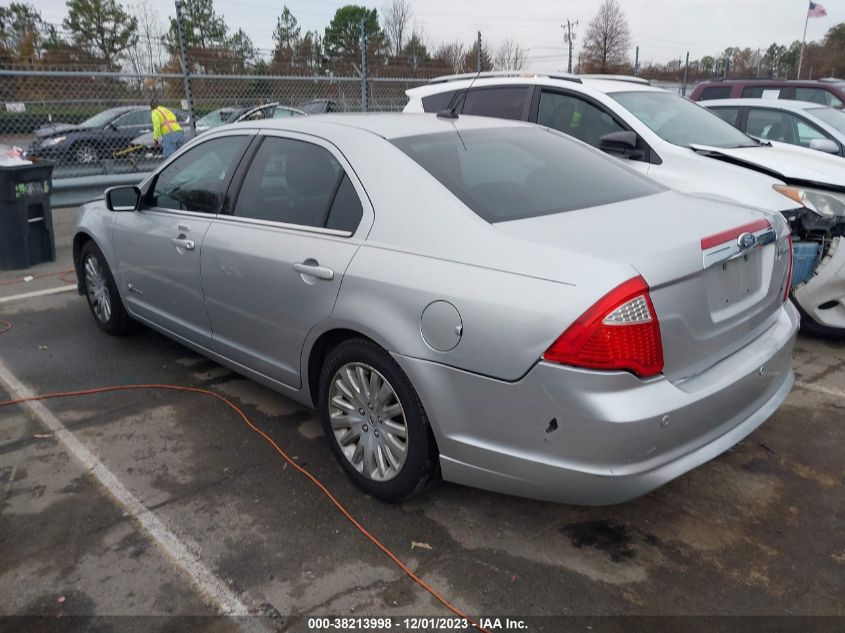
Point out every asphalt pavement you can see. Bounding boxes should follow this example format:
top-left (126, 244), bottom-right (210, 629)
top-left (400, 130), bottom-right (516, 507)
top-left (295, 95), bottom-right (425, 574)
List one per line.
top-left (0, 207), bottom-right (843, 633)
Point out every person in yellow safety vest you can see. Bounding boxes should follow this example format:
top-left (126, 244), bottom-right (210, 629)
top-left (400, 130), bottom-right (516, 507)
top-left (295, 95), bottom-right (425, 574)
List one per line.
top-left (150, 97), bottom-right (185, 158)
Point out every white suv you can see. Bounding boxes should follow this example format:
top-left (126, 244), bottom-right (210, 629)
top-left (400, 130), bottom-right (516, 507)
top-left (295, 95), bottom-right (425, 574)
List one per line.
top-left (405, 73), bottom-right (845, 335)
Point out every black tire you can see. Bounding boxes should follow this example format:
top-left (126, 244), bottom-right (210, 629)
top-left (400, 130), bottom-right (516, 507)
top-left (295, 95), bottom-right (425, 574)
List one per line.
top-left (79, 241), bottom-right (134, 335)
top-left (318, 338), bottom-right (438, 502)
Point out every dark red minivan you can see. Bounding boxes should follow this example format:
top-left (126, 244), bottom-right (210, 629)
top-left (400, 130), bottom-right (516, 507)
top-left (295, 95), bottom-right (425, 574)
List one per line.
top-left (689, 79), bottom-right (845, 108)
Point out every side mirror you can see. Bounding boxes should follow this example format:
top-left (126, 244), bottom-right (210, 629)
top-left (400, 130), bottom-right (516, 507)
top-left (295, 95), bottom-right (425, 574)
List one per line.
top-left (599, 131), bottom-right (645, 160)
top-left (105, 185), bottom-right (141, 212)
top-left (809, 138), bottom-right (840, 154)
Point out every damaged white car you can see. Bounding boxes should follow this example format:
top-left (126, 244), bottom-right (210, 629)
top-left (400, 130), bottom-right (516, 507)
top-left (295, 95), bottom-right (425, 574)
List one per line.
top-left (405, 75), bottom-right (845, 334)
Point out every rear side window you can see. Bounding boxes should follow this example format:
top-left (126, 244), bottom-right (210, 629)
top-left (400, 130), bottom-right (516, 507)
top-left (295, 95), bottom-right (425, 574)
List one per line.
top-left (710, 107), bottom-right (741, 126)
top-left (700, 86), bottom-right (732, 100)
top-left (742, 86), bottom-right (768, 98)
top-left (392, 127), bottom-right (662, 223)
top-left (461, 86), bottom-right (531, 120)
top-left (233, 137), bottom-right (362, 232)
top-left (421, 91), bottom-right (457, 112)
top-left (793, 88), bottom-right (843, 107)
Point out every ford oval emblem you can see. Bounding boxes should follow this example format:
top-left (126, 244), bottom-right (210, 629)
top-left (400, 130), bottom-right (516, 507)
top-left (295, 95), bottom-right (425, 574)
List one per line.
top-left (737, 232), bottom-right (757, 250)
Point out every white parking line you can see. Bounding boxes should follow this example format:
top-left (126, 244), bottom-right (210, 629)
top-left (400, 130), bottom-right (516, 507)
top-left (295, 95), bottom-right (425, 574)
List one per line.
top-left (0, 361), bottom-right (272, 631)
top-left (0, 285), bottom-right (76, 304)
top-left (796, 381), bottom-right (845, 400)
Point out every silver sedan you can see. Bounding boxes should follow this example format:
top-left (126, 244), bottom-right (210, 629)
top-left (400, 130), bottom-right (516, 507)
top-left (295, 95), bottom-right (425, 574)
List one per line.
top-left (72, 114), bottom-right (798, 504)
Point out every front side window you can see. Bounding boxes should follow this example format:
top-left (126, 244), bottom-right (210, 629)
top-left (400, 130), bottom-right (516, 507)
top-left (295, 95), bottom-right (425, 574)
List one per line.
top-left (612, 91), bottom-right (758, 148)
top-left (746, 109), bottom-right (795, 143)
top-left (538, 90), bottom-right (625, 147)
top-left (461, 86), bottom-right (531, 120)
top-left (392, 127), bottom-right (662, 223)
top-left (149, 136), bottom-right (249, 213)
top-left (233, 137), bottom-right (362, 232)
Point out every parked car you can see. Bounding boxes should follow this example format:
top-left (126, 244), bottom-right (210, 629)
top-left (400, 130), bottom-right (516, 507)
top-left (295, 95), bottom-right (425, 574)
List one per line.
top-left (73, 114), bottom-right (798, 505)
top-left (689, 79), bottom-right (845, 108)
top-left (128, 103), bottom-right (305, 153)
top-left (702, 98), bottom-right (845, 156)
top-left (27, 105), bottom-right (190, 163)
top-left (405, 73), bottom-right (845, 335)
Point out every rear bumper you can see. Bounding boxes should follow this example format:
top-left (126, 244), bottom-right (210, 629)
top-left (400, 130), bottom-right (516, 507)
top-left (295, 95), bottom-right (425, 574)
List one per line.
top-left (393, 301), bottom-right (799, 505)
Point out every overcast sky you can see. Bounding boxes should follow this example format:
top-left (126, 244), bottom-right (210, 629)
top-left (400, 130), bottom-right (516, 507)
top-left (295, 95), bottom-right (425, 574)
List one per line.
top-left (35, 0), bottom-right (845, 70)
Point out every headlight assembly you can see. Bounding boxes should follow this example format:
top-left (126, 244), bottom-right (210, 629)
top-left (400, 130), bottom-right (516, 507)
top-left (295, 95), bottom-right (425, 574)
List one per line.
top-left (774, 184), bottom-right (845, 217)
top-left (41, 135), bottom-right (67, 147)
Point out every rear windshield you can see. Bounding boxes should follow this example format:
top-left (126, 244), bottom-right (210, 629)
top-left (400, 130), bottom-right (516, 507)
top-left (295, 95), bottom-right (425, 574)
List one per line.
top-left (391, 127), bottom-right (662, 223)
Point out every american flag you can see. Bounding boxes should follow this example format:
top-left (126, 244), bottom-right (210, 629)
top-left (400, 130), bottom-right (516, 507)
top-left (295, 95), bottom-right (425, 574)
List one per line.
top-left (808, 2), bottom-right (827, 18)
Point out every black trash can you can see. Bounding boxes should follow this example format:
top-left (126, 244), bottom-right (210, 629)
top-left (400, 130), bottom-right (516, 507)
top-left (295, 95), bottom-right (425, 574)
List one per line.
top-left (0, 161), bottom-right (55, 270)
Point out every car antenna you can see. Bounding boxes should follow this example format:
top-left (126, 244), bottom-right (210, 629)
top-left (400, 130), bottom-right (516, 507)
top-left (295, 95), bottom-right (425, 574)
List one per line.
top-left (437, 68), bottom-right (483, 120)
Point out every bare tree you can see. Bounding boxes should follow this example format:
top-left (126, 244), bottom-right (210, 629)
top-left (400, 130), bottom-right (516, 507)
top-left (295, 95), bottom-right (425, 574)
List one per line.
top-left (581, 0), bottom-right (631, 73)
top-left (382, 0), bottom-right (412, 56)
top-left (494, 39), bottom-right (527, 71)
top-left (432, 40), bottom-right (465, 73)
top-left (124, 1), bottom-right (165, 89)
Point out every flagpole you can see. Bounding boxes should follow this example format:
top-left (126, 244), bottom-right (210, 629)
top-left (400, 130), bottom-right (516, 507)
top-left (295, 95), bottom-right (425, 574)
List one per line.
top-left (798, 6), bottom-right (810, 79)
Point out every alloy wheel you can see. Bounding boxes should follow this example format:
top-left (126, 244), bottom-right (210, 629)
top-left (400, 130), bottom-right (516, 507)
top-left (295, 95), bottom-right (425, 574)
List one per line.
top-left (84, 253), bottom-right (112, 323)
top-left (328, 362), bottom-right (408, 481)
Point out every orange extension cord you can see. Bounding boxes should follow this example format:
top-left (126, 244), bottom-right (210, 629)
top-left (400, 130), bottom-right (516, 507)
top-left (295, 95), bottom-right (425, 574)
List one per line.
top-left (0, 385), bottom-right (489, 630)
top-left (0, 270), bottom-right (489, 628)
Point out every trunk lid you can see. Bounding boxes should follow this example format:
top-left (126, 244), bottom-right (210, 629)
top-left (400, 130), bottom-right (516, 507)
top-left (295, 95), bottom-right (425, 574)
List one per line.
top-left (496, 189), bottom-right (791, 382)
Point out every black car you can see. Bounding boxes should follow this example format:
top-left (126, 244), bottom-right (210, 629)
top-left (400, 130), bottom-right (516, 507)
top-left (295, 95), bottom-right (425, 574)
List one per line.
top-left (27, 105), bottom-right (190, 164)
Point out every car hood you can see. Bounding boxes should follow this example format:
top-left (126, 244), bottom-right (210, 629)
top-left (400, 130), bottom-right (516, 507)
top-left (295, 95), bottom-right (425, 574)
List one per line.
top-left (35, 123), bottom-right (80, 138)
top-left (690, 141), bottom-right (845, 190)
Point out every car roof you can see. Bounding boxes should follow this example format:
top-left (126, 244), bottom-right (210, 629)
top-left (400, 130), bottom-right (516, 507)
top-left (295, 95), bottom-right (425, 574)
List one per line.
top-left (226, 112), bottom-right (532, 139)
top-left (700, 98), bottom-right (831, 111)
top-left (406, 75), bottom-right (666, 98)
top-left (696, 79), bottom-right (839, 86)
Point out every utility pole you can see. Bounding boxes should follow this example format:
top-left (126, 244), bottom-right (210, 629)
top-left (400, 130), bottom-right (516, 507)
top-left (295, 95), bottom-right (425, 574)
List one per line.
top-left (360, 17), bottom-right (368, 111)
top-left (476, 31), bottom-right (482, 72)
top-left (174, 0), bottom-right (195, 135)
top-left (634, 45), bottom-right (639, 76)
top-left (681, 51), bottom-right (689, 96)
top-left (561, 20), bottom-right (578, 73)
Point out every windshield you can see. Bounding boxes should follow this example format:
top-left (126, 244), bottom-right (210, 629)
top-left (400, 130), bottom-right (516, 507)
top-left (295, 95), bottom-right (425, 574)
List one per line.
top-left (808, 106), bottom-right (845, 134)
top-left (392, 127), bottom-right (663, 223)
top-left (80, 108), bottom-right (126, 128)
top-left (611, 91), bottom-right (759, 148)
top-left (197, 109), bottom-right (236, 128)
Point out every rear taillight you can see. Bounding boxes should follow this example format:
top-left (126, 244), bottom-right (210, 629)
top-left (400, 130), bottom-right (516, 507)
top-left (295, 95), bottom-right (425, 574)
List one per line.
top-left (543, 276), bottom-right (664, 378)
top-left (783, 232), bottom-right (794, 302)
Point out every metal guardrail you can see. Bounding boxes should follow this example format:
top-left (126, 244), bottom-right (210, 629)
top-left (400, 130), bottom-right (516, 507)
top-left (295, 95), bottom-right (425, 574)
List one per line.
top-left (52, 172), bottom-right (148, 208)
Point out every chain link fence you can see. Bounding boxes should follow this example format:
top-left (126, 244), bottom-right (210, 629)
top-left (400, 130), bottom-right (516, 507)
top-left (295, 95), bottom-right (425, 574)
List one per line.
top-left (0, 69), bottom-right (427, 179)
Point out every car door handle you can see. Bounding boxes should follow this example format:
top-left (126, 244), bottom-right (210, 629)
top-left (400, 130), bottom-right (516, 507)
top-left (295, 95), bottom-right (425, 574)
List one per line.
top-left (293, 261), bottom-right (334, 280)
top-left (171, 237), bottom-right (195, 251)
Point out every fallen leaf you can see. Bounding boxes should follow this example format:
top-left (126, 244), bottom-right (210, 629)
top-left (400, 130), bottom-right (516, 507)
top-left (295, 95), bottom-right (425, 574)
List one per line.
top-left (411, 541), bottom-right (433, 551)
top-left (57, 596), bottom-right (65, 603)
top-left (38, 345), bottom-right (48, 351)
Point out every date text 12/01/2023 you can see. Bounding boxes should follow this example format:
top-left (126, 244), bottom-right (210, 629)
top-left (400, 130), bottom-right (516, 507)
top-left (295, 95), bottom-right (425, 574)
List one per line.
top-left (307, 617), bottom-right (529, 630)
